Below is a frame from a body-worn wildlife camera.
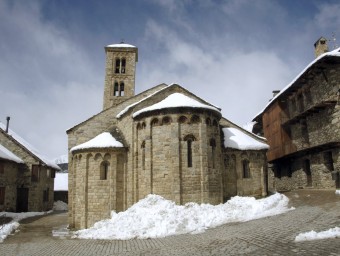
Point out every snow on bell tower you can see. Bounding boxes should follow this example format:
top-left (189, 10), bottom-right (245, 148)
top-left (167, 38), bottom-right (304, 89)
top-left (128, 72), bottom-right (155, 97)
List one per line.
top-left (103, 42), bottom-right (138, 110)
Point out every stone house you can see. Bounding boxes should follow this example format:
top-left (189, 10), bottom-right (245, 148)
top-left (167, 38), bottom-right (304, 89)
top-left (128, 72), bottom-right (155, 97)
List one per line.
top-left (67, 43), bottom-right (269, 229)
top-left (0, 120), bottom-right (59, 212)
top-left (253, 38), bottom-right (340, 192)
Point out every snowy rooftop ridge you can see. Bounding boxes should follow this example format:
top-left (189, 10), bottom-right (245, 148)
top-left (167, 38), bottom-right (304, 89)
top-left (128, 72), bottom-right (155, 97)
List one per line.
top-left (116, 85), bottom-right (168, 118)
top-left (106, 43), bottom-right (136, 48)
top-left (223, 127), bottom-right (269, 150)
top-left (0, 122), bottom-right (60, 169)
top-left (253, 47), bottom-right (340, 120)
top-left (0, 144), bottom-right (24, 163)
top-left (133, 92), bottom-right (221, 118)
top-left (70, 132), bottom-right (124, 152)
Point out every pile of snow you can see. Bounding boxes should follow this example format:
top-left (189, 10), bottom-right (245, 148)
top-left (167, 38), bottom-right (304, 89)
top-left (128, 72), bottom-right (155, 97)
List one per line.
top-left (74, 193), bottom-right (292, 240)
top-left (54, 173), bottom-right (68, 191)
top-left (336, 190), bottom-right (340, 195)
top-left (295, 227), bottom-right (340, 242)
top-left (0, 211), bottom-right (48, 242)
top-left (223, 127), bottom-right (269, 150)
top-left (70, 132), bottom-right (123, 152)
top-left (53, 201), bottom-right (68, 211)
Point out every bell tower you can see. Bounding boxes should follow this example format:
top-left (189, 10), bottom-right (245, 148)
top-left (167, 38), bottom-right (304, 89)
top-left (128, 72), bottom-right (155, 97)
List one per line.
top-left (103, 43), bottom-right (138, 110)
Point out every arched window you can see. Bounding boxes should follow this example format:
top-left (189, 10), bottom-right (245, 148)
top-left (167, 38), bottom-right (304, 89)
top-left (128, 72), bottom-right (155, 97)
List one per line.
top-left (120, 82), bottom-right (125, 96)
top-left (115, 58), bottom-right (127, 74)
top-left (141, 141), bottom-right (146, 170)
top-left (100, 161), bottom-right (109, 180)
top-left (210, 139), bottom-right (216, 169)
top-left (242, 160), bottom-right (250, 178)
top-left (121, 58), bottom-right (126, 73)
top-left (184, 135), bottom-right (196, 168)
top-left (114, 82), bottom-right (119, 96)
top-left (115, 58), bottom-right (121, 73)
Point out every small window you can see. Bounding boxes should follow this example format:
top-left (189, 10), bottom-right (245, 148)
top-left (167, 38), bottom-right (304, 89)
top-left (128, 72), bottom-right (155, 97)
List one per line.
top-left (0, 161), bottom-right (4, 174)
top-left (31, 165), bottom-right (40, 182)
top-left (121, 58), bottom-right (126, 73)
top-left (242, 160), bottom-right (250, 178)
top-left (210, 139), bottom-right (216, 169)
top-left (115, 59), bottom-right (120, 73)
top-left (141, 141), bottom-right (146, 170)
top-left (0, 187), bottom-right (5, 205)
top-left (51, 169), bottom-right (56, 178)
top-left (100, 162), bottom-right (109, 180)
top-left (114, 82), bottom-right (119, 96)
top-left (184, 135), bottom-right (196, 168)
top-left (120, 82), bottom-right (125, 96)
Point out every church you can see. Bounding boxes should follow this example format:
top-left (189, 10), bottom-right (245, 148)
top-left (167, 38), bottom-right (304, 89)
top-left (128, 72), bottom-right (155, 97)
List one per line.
top-left (67, 43), bottom-right (269, 229)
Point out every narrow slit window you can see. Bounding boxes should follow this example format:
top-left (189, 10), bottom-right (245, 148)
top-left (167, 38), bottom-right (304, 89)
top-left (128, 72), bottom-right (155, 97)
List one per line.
top-left (121, 58), bottom-right (126, 73)
top-left (100, 162), bottom-right (109, 180)
top-left (141, 141), bottom-right (146, 170)
top-left (210, 139), bottom-right (216, 169)
top-left (114, 82), bottom-right (119, 96)
top-left (115, 59), bottom-right (120, 73)
top-left (120, 82), bottom-right (125, 96)
top-left (242, 160), bottom-right (250, 178)
top-left (187, 140), bottom-right (192, 167)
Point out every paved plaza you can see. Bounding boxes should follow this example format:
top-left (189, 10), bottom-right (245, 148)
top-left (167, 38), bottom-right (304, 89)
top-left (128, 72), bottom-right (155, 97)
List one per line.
top-left (1, 189), bottom-right (340, 256)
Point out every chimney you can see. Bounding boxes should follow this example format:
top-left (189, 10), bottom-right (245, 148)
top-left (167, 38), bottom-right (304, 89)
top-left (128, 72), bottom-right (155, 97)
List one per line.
top-left (272, 90), bottom-right (280, 97)
top-left (5, 116), bottom-right (10, 133)
top-left (314, 37), bottom-right (328, 58)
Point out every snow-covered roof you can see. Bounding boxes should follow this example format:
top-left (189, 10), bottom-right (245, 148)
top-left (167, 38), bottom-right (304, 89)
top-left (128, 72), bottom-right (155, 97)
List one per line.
top-left (223, 127), bottom-right (269, 150)
top-left (0, 122), bottom-right (60, 169)
top-left (54, 173), bottom-right (68, 191)
top-left (116, 85), bottom-right (168, 118)
top-left (0, 144), bottom-right (24, 163)
top-left (106, 43), bottom-right (136, 48)
top-left (70, 132), bottom-right (124, 152)
top-left (253, 47), bottom-right (340, 120)
top-left (133, 92), bottom-right (221, 118)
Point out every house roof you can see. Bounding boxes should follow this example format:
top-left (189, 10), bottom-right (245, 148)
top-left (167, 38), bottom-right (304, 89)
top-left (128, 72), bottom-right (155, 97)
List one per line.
top-left (0, 144), bottom-right (24, 163)
top-left (223, 127), bottom-right (269, 150)
top-left (253, 47), bottom-right (340, 121)
top-left (70, 132), bottom-right (124, 152)
top-left (0, 122), bottom-right (60, 169)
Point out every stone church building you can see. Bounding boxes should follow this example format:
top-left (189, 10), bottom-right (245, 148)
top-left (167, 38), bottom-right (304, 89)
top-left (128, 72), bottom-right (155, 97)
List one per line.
top-left (67, 43), bottom-right (269, 229)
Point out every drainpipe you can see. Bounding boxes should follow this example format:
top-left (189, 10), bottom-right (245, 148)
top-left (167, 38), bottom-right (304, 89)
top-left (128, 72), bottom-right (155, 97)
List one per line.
top-left (5, 116), bottom-right (10, 133)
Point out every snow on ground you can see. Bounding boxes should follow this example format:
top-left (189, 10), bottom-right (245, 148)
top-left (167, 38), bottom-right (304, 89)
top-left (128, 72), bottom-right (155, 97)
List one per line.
top-left (53, 201), bottom-right (68, 211)
top-left (74, 193), bottom-right (293, 240)
top-left (295, 227), bottom-right (340, 242)
top-left (0, 211), bottom-right (49, 242)
top-left (336, 190), bottom-right (340, 195)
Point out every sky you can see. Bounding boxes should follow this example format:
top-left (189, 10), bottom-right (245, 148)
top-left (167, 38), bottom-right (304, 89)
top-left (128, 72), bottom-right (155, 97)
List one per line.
top-left (1, 0), bottom-right (340, 160)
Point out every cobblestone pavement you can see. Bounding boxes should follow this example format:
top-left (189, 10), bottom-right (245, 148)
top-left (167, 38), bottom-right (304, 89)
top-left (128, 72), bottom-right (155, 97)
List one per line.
top-left (1, 189), bottom-right (340, 256)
